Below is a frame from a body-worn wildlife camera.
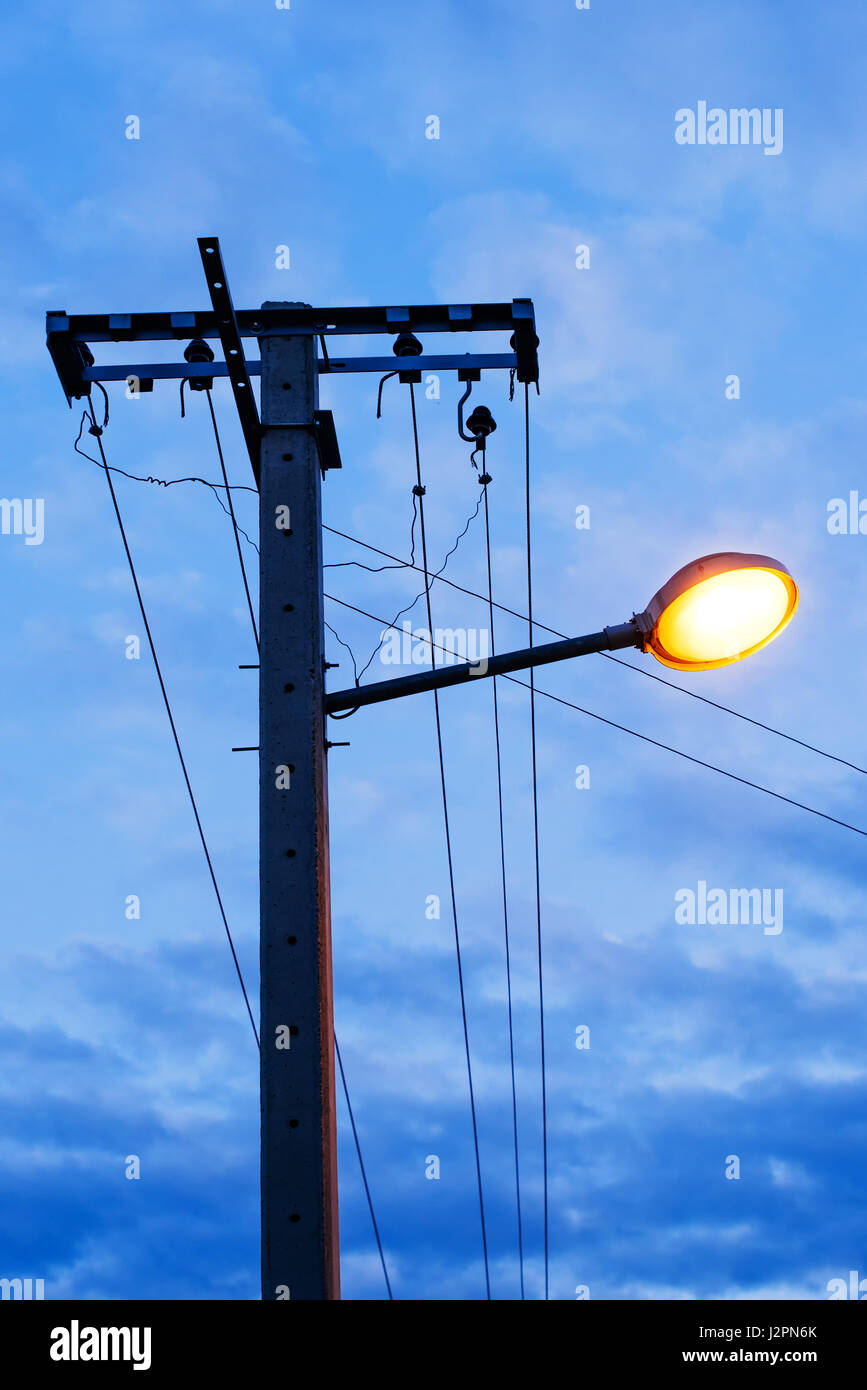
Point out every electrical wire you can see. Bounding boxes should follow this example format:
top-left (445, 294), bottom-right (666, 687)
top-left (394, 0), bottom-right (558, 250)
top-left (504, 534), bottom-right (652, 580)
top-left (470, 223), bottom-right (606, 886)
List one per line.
top-left (407, 382), bottom-right (491, 1300)
top-left (323, 490), bottom-right (485, 710)
top-left (321, 524), bottom-right (867, 781)
top-left (323, 593), bottom-right (867, 841)
top-left (322, 493), bottom-right (419, 687)
top-left (505, 676), bottom-right (867, 839)
top-left (78, 455), bottom-right (865, 787)
top-left (335, 1037), bottom-right (394, 1299)
top-left (352, 490), bottom-right (484, 686)
top-left (481, 475), bottom-right (525, 1299)
top-left (83, 404), bottom-right (260, 1049)
top-left (324, 492), bottom-right (419, 577)
top-left (73, 412), bottom-right (260, 552)
top-left (523, 382), bottom-right (548, 1301)
top-left (325, 621), bottom-right (360, 686)
top-left (204, 389), bottom-right (259, 651)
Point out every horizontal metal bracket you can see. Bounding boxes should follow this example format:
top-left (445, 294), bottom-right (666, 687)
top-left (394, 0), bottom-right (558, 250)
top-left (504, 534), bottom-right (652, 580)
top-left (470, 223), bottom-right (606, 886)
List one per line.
top-left (79, 352), bottom-right (520, 386)
top-left (49, 298), bottom-right (539, 348)
top-left (46, 237), bottom-right (541, 495)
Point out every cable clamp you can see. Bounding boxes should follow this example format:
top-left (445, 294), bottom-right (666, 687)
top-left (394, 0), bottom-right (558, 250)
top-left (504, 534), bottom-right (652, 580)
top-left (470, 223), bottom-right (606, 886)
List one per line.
top-left (412, 484), bottom-right (426, 497)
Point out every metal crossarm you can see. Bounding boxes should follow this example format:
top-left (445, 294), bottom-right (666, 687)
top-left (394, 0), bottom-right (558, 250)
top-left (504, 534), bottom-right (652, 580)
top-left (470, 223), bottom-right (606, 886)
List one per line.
top-left (198, 237), bottom-right (262, 484)
top-left (45, 241), bottom-right (539, 419)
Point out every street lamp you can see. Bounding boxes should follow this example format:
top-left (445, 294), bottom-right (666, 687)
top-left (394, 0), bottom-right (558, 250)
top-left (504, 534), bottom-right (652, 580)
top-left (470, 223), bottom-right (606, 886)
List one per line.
top-left (325, 551), bottom-right (799, 714)
top-left (641, 552), bottom-right (799, 673)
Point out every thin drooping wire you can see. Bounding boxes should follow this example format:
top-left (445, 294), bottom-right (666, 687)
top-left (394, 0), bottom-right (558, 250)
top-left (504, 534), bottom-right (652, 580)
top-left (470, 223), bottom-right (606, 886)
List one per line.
top-left (74, 412), bottom-right (260, 552)
top-left (325, 491), bottom-right (419, 577)
top-left (321, 524), bottom-right (867, 781)
top-left (323, 593), bottom-right (867, 841)
top-left (323, 490), bottom-right (485, 712)
top-left (353, 491), bottom-right (483, 685)
top-left (481, 477), bottom-right (525, 1299)
top-left (83, 404), bottom-right (259, 1048)
top-left (323, 494), bottom-right (420, 698)
top-left (407, 382), bottom-right (491, 1300)
top-left (523, 383), bottom-right (548, 1301)
top-left (335, 1037), bottom-right (393, 1299)
top-left (325, 621), bottom-right (360, 686)
top-left (204, 390), bottom-right (259, 651)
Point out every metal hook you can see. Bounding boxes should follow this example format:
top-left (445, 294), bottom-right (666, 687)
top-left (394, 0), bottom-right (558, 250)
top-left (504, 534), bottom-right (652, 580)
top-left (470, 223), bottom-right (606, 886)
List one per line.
top-left (457, 380), bottom-right (475, 441)
top-left (376, 370), bottom-right (399, 419)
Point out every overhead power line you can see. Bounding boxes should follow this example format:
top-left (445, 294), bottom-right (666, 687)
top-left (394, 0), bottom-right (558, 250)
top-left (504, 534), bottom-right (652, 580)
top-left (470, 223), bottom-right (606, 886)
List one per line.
top-left (320, 525), bottom-right (867, 781)
top-left (204, 388), bottom-right (259, 651)
top-left (504, 676), bottom-right (867, 840)
top-left (335, 1038), bottom-right (394, 1299)
top-left (407, 381), bottom-right (492, 1300)
top-left (481, 473), bottom-right (526, 1299)
top-left (83, 404), bottom-right (260, 1049)
top-left (70, 436), bottom-right (863, 783)
top-left (523, 383), bottom-right (548, 1301)
top-left (323, 593), bottom-right (867, 842)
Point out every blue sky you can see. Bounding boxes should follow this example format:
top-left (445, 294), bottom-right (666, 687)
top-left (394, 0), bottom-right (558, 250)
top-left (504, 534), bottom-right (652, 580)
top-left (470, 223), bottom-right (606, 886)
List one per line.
top-left (2, 0), bottom-right (867, 1300)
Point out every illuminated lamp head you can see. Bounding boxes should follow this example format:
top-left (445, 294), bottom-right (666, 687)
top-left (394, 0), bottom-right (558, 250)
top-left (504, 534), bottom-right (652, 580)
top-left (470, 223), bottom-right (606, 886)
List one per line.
top-left (640, 552), bottom-right (799, 672)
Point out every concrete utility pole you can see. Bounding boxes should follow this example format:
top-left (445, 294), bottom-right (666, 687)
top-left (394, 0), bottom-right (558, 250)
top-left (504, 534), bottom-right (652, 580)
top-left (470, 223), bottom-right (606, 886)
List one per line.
top-left (45, 241), bottom-right (541, 1302)
top-left (258, 310), bottom-right (339, 1300)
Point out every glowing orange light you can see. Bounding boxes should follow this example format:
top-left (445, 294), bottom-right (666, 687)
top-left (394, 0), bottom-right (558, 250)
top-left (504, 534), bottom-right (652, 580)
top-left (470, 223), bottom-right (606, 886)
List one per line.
top-left (642, 553), bottom-right (799, 672)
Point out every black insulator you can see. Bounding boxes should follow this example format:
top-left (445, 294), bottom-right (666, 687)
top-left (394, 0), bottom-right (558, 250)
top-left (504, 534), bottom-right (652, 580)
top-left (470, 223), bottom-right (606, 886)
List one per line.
top-left (393, 333), bottom-right (423, 358)
top-left (184, 337), bottom-right (215, 391)
top-left (466, 405), bottom-right (497, 439)
top-left (184, 337), bottom-right (215, 364)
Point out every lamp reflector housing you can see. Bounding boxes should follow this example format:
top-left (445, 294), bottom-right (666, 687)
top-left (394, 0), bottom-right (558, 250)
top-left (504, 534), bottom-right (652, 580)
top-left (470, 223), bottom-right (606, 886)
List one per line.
top-left (643, 552), bottom-right (798, 672)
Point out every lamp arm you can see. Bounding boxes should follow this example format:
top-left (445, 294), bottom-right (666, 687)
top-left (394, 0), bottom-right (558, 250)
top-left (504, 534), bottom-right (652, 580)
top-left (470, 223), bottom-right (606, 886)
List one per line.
top-left (325, 618), bottom-right (645, 714)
